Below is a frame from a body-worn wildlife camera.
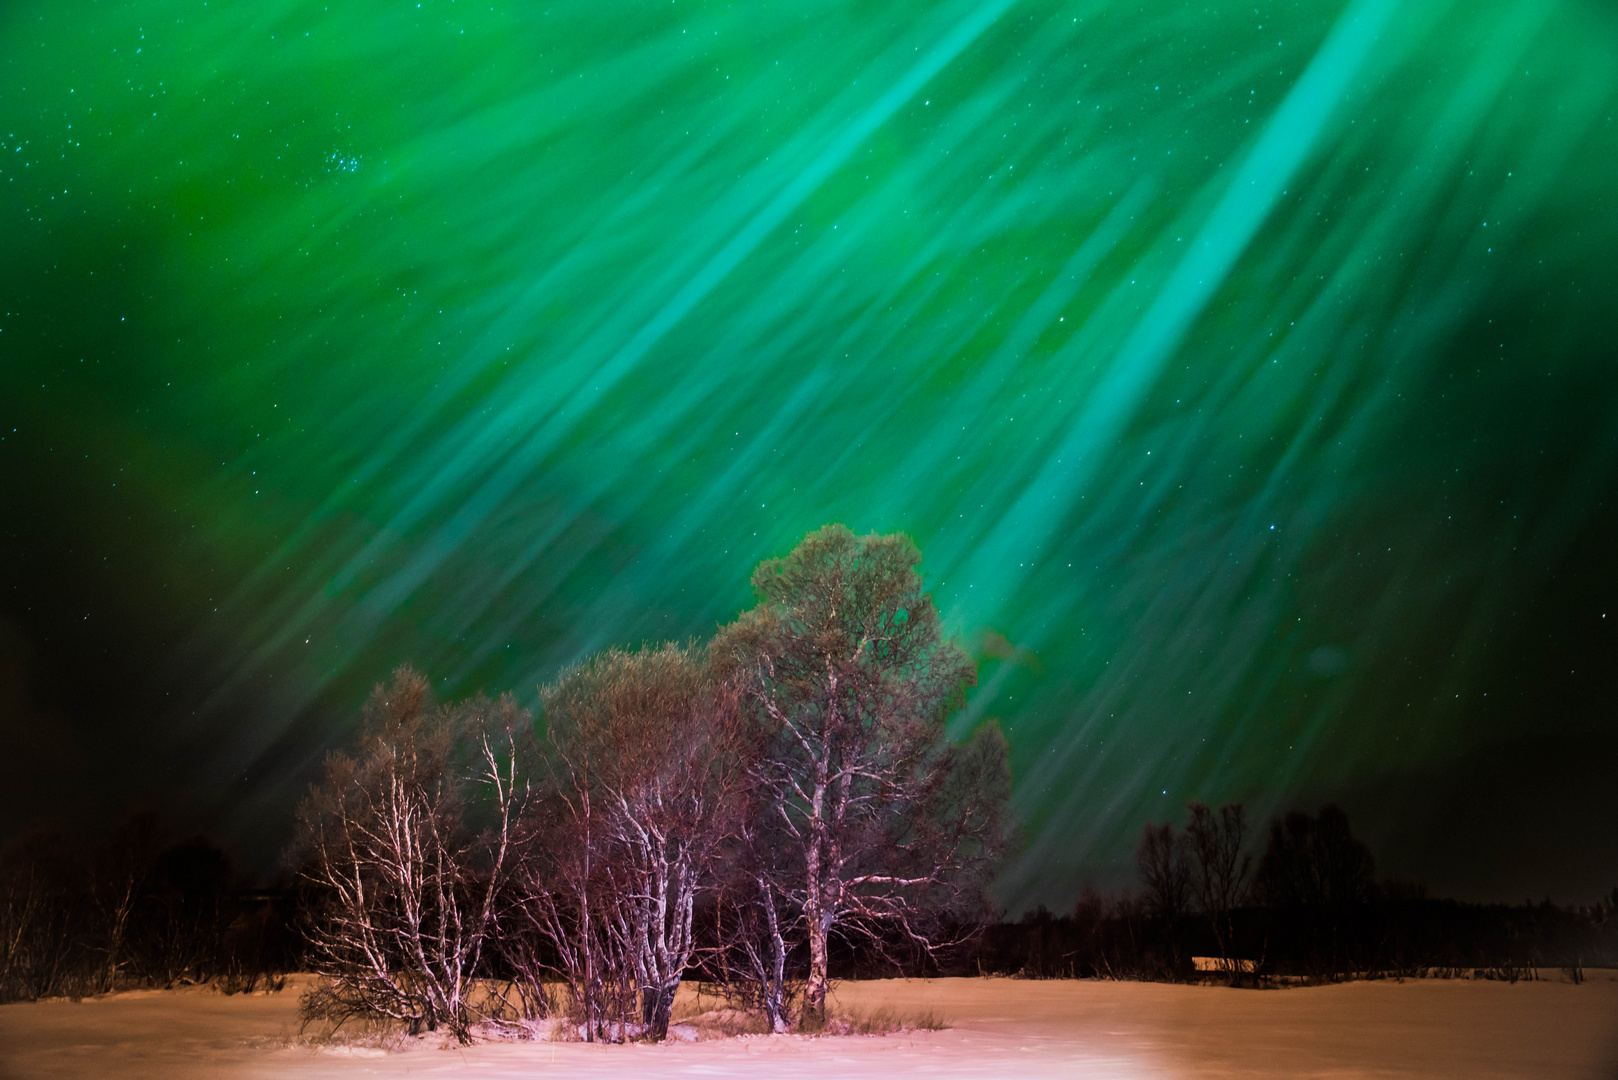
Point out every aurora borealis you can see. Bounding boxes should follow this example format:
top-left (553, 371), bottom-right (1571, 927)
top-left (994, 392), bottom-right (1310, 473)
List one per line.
top-left (3, 0), bottom-right (1615, 908)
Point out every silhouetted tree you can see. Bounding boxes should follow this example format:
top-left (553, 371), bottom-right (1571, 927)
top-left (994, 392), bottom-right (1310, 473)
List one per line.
top-left (713, 525), bottom-right (1011, 1021)
top-left (1135, 820), bottom-right (1191, 972)
top-left (1185, 801), bottom-right (1250, 974)
top-left (0, 829), bottom-right (81, 1001)
top-left (139, 835), bottom-right (232, 987)
top-left (1253, 805), bottom-right (1375, 910)
top-left (86, 812), bottom-right (160, 992)
top-left (1137, 821), bottom-right (1192, 925)
top-left (1253, 804), bottom-right (1375, 976)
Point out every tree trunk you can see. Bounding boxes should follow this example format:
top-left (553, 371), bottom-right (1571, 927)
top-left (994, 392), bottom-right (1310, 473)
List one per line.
top-left (803, 824), bottom-right (829, 1021)
top-left (643, 980), bottom-right (678, 1039)
top-left (804, 908), bottom-right (829, 1021)
top-left (759, 879), bottom-right (789, 1033)
top-left (802, 759), bottom-right (832, 1023)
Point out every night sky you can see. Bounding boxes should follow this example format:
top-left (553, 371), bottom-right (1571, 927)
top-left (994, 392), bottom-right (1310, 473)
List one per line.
top-left (2, 0), bottom-right (1615, 910)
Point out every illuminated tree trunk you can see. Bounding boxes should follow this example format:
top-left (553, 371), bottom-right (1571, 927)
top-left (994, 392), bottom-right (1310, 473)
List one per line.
top-left (757, 877), bottom-right (790, 1032)
top-left (803, 830), bottom-right (829, 1020)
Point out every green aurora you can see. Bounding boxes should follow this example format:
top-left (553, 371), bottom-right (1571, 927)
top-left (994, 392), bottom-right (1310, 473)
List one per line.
top-left (3, 0), bottom-right (1616, 907)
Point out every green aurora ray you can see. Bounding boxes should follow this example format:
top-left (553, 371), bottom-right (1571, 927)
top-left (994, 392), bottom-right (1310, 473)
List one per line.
top-left (3, 0), bottom-right (1616, 906)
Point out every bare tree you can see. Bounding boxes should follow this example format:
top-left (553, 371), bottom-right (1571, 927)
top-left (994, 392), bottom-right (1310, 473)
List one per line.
top-left (86, 812), bottom-right (159, 993)
top-left (1253, 804), bottom-right (1376, 976)
top-left (1136, 822), bottom-right (1191, 926)
top-left (517, 643), bottom-right (749, 1041)
top-left (293, 666), bottom-right (525, 1043)
top-left (138, 836), bottom-right (232, 988)
top-left (1134, 821), bottom-right (1194, 977)
top-left (0, 830), bottom-right (80, 1001)
top-left (713, 525), bottom-right (1010, 1021)
top-left (510, 781), bottom-right (635, 1041)
top-left (1184, 801), bottom-right (1250, 974)
top-left (0, 842), bottom-right (48, 999)
top-left (1253, 804), bottom-right (1375, 910)
top-left (711, 800), bottom-right (801, 1032)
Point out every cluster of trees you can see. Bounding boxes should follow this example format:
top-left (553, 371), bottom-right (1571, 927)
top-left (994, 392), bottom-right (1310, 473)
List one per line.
top-left (0, 815), bottom-right (297, 1003)
top-left (291, 526), bottom-right (1011, 1043)
top-left (1133, 801), bottom-right (1379, 978)
top-left (12, 525), bottom-right (1607, 1025)
top-left (974, 802), bottom-right (1618, 982)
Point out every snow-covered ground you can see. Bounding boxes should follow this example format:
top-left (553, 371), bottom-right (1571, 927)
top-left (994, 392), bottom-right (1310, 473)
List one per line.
top-left (1, 973), bottom-right (1614, 1079)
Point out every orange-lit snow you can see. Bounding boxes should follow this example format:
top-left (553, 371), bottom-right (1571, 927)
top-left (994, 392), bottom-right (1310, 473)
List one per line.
top-left (1, 974), bottom-right (1614, 1079)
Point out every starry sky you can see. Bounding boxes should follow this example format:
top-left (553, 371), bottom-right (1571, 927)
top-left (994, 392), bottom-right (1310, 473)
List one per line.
top-left (2, 0), bottom-right (1615, 908)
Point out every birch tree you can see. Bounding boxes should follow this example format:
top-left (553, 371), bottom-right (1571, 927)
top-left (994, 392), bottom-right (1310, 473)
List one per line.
top-left (293, 667), bottom-right (525, 1044)
top-left (710, 798), bottom-right (800, 1032)
top-left (521, 643), bottom-right (748, 1041)
top-left (714, 525), bottom-right (1009, 1021)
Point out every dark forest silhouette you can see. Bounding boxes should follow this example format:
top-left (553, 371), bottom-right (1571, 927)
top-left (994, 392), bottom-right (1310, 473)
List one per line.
top-left (0, 814), bottom-right (300, 1002)
top-left (973, 803), bottom-right (1617, 985)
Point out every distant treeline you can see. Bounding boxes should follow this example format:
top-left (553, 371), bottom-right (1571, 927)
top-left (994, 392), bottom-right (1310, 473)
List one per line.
top-left (7, 800), bottom-right (1613, 1008)
top-left (962, 803), bottom-right (1618, 983)
top-left (0, 815), bottom-right (300, 1003)
top-left (966, 886), bottom-right (1618, 983)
